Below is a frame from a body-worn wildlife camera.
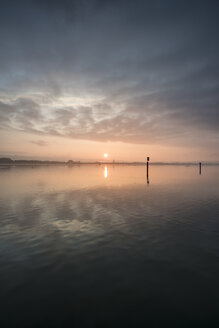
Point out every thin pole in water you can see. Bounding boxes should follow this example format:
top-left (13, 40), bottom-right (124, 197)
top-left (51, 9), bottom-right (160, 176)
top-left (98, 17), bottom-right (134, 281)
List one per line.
top-left (147, 156), bottom-right (150, 184)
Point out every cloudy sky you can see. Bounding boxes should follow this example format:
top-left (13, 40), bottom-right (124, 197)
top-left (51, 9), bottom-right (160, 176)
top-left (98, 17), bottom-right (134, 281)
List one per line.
top-left (0, 0), bottom-right (219, 161)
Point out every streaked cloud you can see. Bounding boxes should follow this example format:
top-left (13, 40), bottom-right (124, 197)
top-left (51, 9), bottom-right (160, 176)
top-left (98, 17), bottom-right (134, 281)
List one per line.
top-left (30, 139), bottom-right (48, 147)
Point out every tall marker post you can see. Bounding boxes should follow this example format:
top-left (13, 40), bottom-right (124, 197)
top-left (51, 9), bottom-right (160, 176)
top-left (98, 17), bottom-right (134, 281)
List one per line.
top-left (147, 156), bottom-right (150, 184)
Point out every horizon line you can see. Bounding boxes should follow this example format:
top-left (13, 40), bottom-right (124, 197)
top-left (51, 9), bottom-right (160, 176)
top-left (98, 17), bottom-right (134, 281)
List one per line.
top-left (0, 157), bottom-right (219, 165)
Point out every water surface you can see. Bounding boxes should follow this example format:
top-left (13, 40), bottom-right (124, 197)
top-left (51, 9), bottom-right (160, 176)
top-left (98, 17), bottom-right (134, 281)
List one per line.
top-left (0, 165), bottom-right (218, 327)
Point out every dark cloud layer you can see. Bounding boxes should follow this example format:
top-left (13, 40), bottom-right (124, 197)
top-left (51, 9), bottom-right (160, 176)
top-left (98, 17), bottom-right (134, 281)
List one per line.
top-left (0, 0), bottom-right (219, 149)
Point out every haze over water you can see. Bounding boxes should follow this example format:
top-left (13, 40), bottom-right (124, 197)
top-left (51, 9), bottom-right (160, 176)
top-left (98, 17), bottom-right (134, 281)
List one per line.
top-left (0, 165), bottom-right (219, 327)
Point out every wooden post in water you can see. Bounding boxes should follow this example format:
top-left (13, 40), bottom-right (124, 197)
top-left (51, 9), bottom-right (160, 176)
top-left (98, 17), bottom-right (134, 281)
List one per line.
top-left (147, 157), bottom-right (150, 184)
top-left (199, 162), bottom-right (202, 175)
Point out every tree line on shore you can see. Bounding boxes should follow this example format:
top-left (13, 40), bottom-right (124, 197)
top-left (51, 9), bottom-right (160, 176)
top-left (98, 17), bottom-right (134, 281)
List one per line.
top-left (0, 158), bottom-right (80, 165)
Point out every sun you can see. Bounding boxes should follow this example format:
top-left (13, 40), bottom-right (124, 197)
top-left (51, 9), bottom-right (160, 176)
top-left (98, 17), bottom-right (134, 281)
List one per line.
top-left (104, 153), bottom-right (108, 158)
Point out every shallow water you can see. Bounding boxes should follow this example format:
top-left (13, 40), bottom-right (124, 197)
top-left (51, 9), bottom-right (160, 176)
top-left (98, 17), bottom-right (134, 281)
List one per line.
top-left (0, 165), bottom-right (219, 327)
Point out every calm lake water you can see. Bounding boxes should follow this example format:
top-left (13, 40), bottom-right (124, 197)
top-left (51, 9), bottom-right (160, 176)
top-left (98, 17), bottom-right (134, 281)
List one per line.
top-left (0, 165), bottom-right (218, 327)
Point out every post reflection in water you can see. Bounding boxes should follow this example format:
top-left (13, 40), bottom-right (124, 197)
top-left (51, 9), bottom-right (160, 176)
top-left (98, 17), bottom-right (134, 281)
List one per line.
top-left (146, 166), bottom-right (150, 184)
top-left (104, 166), bottom-right (108, 178)
top-left (199, 162), bottom-right (202, 175)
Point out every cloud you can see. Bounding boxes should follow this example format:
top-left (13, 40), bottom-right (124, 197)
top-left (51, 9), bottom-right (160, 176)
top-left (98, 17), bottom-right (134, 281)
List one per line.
top-left (0, 0), bottom-right (219, 151)
top-left (0, 98), bottom-right (43, 133)
top-left (30, 139), bottom-right (48, 147)
top-left (0, 94), bottom-right (216, 148)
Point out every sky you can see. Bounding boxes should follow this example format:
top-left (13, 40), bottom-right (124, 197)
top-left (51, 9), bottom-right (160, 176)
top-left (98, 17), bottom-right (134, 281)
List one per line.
top-left (0, 0), bottom-right (219, 162)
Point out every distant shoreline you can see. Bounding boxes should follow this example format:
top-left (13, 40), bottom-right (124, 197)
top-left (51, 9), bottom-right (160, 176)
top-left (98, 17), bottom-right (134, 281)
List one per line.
top-left (0, 158), bottom-right (219, 167)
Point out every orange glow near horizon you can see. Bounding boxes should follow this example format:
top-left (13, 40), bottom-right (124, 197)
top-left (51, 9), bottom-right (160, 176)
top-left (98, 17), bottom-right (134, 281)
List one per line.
top-left (0, 130), bottom-right (215, 163)
top-left (104, 153), bottom-right (108, 158)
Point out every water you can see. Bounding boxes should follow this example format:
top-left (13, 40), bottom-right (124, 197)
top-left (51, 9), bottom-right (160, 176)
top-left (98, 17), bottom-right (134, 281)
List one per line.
top-left (0, 165), bottom-right (218, 327)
